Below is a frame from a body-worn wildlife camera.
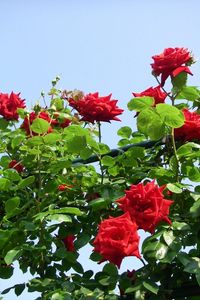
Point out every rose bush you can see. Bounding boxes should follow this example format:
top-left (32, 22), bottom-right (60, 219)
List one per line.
top-left (1, 47), bottom-right (200, 300)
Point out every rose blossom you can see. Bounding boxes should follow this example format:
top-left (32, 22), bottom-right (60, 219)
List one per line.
top-left (116, 181), bottom-right (173, 234)
top-left (93, 212), bottom-right (140, 268)
top-left (62, 235), bottom-right (75, 252)
top-left (9, 160), bottom-right (24, 173)
top-left (175, 109), bottom-right (200, 142)
top-left (21, 111), bottom-right (52, 135)
top-left (151, 47), bottom-right (193, 86)
top-left (0, 92), bottom-right (25, 120)
top-left (69, 92), bottom-right (124, 123)
top-left (58, 184), bottom-right (73, 191)
top-left (132, 86), bottom-right (167, 106)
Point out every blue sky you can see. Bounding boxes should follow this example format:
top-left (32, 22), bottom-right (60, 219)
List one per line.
top-left (1, 0), bottom-right (200, 299)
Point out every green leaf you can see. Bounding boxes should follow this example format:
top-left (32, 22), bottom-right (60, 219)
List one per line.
top-left (0, 266), bottom-right (13, 279)
top-left (74, 234), bottom-right (91, 249)
top-left (190, 199), bottom-right (200, 217)
top-left (172, 221), bottom-right (190, 231)
top-left (4, 169), bottom-right (21, 182)
top-left (0, 118), bottom-right (9, 129)
top-left (26, 136), bottom-right (43, 146)
top-left (88, 197), bottom-right (108, 211)
top-left (90, 252), bottom-right (103, 262)
top-left (163, 231), bottom-right (175, 246)
top-left (34, 207), bottom-right (82, 221)
top-left (5, 197), bottom-right (20, 214)
top-left (117, 126), bottom-right (132, 138)
top-left (101, 156), bottom-right (115, 167)
top-left (146, 119), bottom-right (165, 140)
top-left (43, 133), bottom-right (61, 144)
top-left (0, 178), bottom-right (10, 191)
top-left (167, 183), bottom-right (182, 194)
top-left (156, 103), bottom-right (185, 128)
top-left (99, 275), bottom-right (113, 286)
top-left (143, 280), bottom-right (159, 295)
top-left (188, 167), bottom-right (200, 182)
top-left (137, 107), bottom-right (165, 139)
top-left (176, 86), bottom-right (200, 101)
top-left (30, 118), bottom-right (50, 134)
top-left (11, 134), bottom-right (25, 149)
top-left (46, 214), bottom-right (72, 223)
top-left (80, 148), bottom-right (93, 160)
top-left (177, 142), bottom-right (200, 157)
top-left (103, 263), bottom-right (118, 277)
top-left (4, 249), bottom-right (22, 265)
top-left (172, 72), bottom-right (187, 90)
top-left (0, 230), bottom-right (11, 250)
top-left (18, 176), bottom-right (35, 189)
top-left (67, 136), bottom-right (86, 153)
top-left (183, 257), bottom-right (200, 274)
top-left (15, 283), bottom-right (26, 296)
top-left (128, 97), bottom-right (154, 111)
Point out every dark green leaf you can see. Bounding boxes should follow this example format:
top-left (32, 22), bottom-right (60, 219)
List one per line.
top-left (143, 280), bottom-right (159, 294)
top-left (18, 176), bottom-right (35, 189)
top-left (5, 197), bottom-right (20, 214)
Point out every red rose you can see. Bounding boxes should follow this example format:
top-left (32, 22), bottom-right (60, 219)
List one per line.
top-left (132, 86), bottom-right (167, 106)
top-left (21, 111), bottom-right (52, 135)
top-left (151, 47), bottom-right (193, 86)
top-left (58, 184), bottom-right (73, 191)
top-left (62, 235), bottom-right (75, 252)
top-left (93, 212), bottom-right (140, 268)
top-left (0, 92), bottom-right (25, 120)
top-left (9, 160), bottom-right (24, 173)
top-left (69, 92), bottom-right (124, 123)
top-left (116, 181), bottom-right (173, 234)
top-left (174, 109), bottom-right (200, 142)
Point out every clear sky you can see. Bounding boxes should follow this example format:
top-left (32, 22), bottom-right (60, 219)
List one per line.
top-left (1, 0), bottom-right (200, 299)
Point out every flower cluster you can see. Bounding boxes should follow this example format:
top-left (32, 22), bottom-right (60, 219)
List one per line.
top-left (93, 180), bottom-right (173, 267)
top-left (0, 92), bottom-right (26, 120)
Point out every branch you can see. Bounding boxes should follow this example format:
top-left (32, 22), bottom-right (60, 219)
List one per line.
top-left (72, 140), bottom-right (163, 165)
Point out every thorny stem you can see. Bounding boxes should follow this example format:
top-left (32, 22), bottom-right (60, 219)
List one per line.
top-left (98, 122), bottom-right (104, 184)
